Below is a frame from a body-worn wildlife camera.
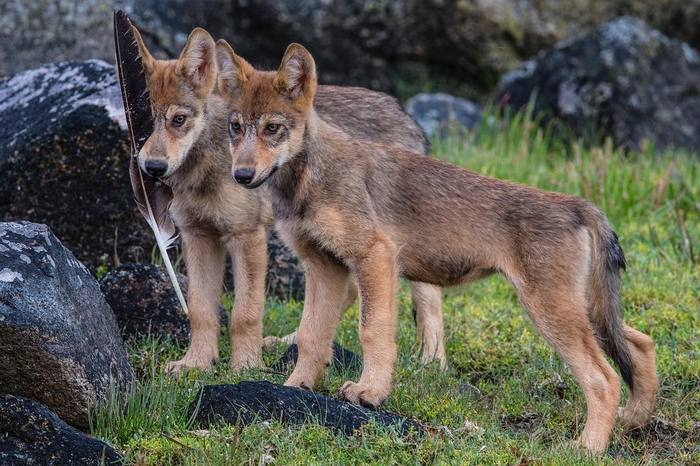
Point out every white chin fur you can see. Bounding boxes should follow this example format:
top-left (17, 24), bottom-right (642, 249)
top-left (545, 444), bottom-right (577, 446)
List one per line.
top-left (275, 147), bottom-right (290, 167)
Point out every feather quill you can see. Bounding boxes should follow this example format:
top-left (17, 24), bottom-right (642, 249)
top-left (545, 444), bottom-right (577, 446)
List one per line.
top-left (114, 10), bottom-right (188, 315)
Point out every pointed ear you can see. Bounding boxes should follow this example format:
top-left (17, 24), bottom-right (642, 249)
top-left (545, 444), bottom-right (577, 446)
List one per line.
top-left (130, 24), bottom-right (155, 75)
top-left (275, 43), bottom-right (317, 103)
top-left (176, 28), bottom-right (217, 92)
top-left (215, 39), bottom-right (254, 94)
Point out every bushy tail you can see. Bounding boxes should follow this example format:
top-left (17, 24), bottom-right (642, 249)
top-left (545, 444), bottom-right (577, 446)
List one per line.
top-left (585, 209), bottom-right (634, 390)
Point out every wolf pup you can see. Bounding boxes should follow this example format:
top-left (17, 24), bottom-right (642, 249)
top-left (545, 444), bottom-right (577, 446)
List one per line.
top-left (217, 42), bottom-right (658, 453)
top-left (128, 25), bottom-right (447, 373)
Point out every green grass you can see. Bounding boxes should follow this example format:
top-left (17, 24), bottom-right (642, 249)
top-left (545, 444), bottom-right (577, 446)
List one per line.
top-left (92, 115), bottom-right (699, 465)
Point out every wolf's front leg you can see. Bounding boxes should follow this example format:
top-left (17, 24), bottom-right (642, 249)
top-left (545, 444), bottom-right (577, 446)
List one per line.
top-left (263, 276), bottom-right (358, 349)
top-left (284, 251), bottom-right (352, 390)
top-left (339, 233), bottom-right (398, 408)
top-left (166, 229), bottom-right (224, 374)
top-left (227, 226), bottom-right (268, 372)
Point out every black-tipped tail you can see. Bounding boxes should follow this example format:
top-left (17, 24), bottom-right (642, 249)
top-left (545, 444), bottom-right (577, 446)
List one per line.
top-left (588, 219), bottom-right (634, 390)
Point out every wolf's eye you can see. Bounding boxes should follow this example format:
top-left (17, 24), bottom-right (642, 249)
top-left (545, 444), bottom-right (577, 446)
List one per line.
top-left (264, 123), bottom-right (279, 135)
top-left (230, 121), bottom-right (242, 134)
top-left (172, 115), bottom-right (187, 127)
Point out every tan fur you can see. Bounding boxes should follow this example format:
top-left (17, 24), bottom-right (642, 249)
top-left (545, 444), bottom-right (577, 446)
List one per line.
top-left (218, 43), bottom-right (657, 453)
top-left (131, 27), bottom-right (447, 373)
top-left (618, 325), bottom-right (658, 427)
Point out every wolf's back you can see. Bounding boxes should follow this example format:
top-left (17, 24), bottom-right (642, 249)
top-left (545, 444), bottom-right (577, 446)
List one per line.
top-left (314, 85), bottom-right (428, 154)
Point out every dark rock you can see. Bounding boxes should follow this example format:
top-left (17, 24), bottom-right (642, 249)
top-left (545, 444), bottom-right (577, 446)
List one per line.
top-left (266, 230), bottom-right (304, 302)
top-left (0, 221), bottom-right (133, 429)
top-left (498, 17), bottom-right (700, 153)
top-left (190, 381), bottom-right (420, 436)
top-left (406, 93), bottom-right (483, 137)
top-left (4, 2), bottom-right (700, 96)
top-left (0, 60), bottom-right (151, 269)
top-left (271, 343), bottom-right (362, 374)
top-left (0, 394), bottom-right (121, 465)
top-left (129, 1), bottom-right (700, 97)
top-left (100, 263), bottom-right (190, 342)
top-left (99, 262), bottom-right (228, 342)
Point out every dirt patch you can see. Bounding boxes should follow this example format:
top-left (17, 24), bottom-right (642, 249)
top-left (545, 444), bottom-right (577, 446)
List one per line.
top-left (502, 412), bottom-right (542, 432)
top-left (618, 417), bottom-right (700, 460)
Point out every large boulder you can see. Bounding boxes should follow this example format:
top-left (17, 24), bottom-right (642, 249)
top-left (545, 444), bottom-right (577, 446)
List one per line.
top-left (134, 1), bottom-right (700, 96)
top-left (4, 1), bottom-right (700, 96)
top-left (0, 394), bottom-right (122, 465)
top-left (0, 0), bottom-right (173, 77)
top-left (190, 381), bottom-right (420, 436)
top-left (99, 262), bottom-right (229, 342)
top-left (0, 60), bottom-right (150, 269)
top-left (0, 221), bottom-right (133, 429)
top-left (498, 17), bottom-right (700, 153)
top-left (0, 60), bottom-right (305, 298)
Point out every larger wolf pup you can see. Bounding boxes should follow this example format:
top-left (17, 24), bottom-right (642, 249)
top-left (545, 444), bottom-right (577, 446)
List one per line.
top-left (217, 41), bottom-right (658, 453)
top-left (128, 25), bottom-right (446, 373)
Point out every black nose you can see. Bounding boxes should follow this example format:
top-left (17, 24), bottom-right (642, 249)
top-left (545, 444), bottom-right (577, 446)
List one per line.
top-left (234, 167), bottom-right (255, 185)
top-left (143, 160), bottom-right (168, 178)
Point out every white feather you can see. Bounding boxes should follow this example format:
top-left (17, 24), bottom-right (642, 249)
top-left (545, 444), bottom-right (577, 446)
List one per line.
top-left (133, 164), bottom-right (189, 315)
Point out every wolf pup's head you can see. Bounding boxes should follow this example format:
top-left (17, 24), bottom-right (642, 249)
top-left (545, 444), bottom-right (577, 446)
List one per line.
top-left (131, 25), bottom-right (218, 178)
top-left (216, 41), bottom-right (317, 188)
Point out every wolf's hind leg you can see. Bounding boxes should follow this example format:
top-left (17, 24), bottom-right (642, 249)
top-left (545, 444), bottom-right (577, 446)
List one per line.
top-left (227, 226), bottom-right (268, 372)
top-left (618, 324), bottom-right (657, 427)
top-left (166, 229), bottom-right (224, 374)
top-left (410, 281), bottom-right (446, 369)
top-left (518, 283), bottom-right (620, 454)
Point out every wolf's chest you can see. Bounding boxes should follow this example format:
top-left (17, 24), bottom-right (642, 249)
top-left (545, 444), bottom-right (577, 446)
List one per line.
top-left (171, 184), bottom-right (271, 236)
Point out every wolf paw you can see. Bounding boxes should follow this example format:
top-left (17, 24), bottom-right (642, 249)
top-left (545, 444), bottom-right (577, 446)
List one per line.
top-left (284, 372), bottom-right (315, 391)
top-left (618, 406), bottom-right (653, 429)
top-left (338, 381), bottom-right (387, 409)
top-left (165, 350), bottom-right (217, 375)
top-left (230, 352), bottom-right (265, 373)
top-left (262, 332), bottom-right (297, 350)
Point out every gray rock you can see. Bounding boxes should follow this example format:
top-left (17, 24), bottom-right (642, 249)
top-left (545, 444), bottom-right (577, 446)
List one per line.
top-left (498, 17), bottom-right (700, 153)
top-left (0, 394), bottom-right (122, 465)
top-left (406, 93), bottom-right (483, 137)
top-left (99, 262), bottom-right (228, 342)
top-left (0, 221), bottom-right (133, 429)
top-left (0, 0), bottom-right (169, 77)
top-left (190, 381), bottom-right (421, 436)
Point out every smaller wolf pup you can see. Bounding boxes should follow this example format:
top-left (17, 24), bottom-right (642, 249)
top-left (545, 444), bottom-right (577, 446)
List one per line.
top-left (216, 41), bottom-right (658, 453)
